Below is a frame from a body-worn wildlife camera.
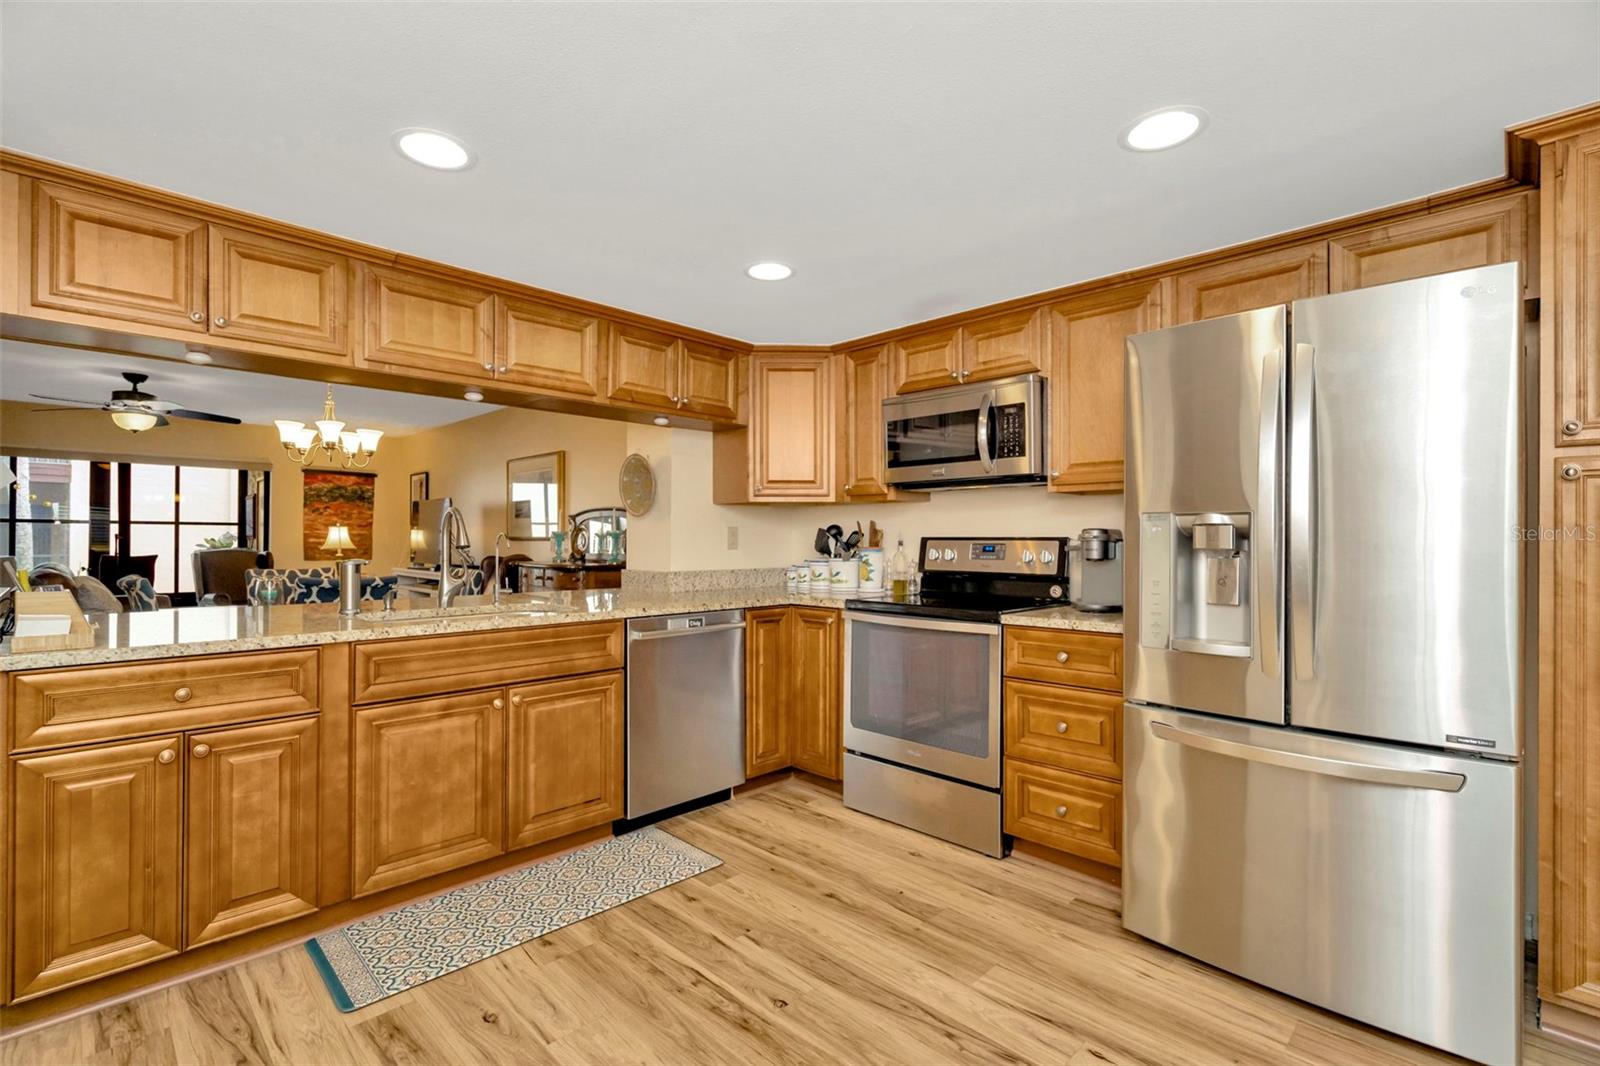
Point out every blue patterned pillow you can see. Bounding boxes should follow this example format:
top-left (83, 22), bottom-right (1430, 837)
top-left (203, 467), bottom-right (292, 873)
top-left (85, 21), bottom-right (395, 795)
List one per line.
top-left (116, 574), bottom-right (162, 611)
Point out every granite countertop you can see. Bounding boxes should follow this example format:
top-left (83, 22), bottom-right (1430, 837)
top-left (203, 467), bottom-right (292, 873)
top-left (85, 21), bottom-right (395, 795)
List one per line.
top-left (0, 586), bottom-right (1123, 671)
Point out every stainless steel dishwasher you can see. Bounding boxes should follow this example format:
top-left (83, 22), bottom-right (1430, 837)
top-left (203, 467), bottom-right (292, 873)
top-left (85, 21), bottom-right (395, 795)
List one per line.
top-left (625, 610), bottom-right (746, 820)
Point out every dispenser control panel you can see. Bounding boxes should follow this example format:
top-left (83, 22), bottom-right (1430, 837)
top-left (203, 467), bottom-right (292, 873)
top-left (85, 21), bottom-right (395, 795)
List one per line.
top-left (1139, 514), bottom-right (1173, 648)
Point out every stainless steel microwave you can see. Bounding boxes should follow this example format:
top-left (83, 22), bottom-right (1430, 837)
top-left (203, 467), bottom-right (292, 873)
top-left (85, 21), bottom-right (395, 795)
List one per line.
top-left (883, 373), bottom-right (1047, 488)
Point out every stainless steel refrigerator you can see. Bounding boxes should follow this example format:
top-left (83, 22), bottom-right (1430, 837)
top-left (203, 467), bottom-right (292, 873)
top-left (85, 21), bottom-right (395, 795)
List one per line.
top-left (1122, 263), bottom-right (1524, 1065)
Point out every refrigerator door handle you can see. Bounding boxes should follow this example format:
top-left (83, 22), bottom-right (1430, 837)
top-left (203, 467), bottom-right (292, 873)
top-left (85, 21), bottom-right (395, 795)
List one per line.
top-left (1290, 341), bottom-right (1316, 682)
top-left (1256, 345), bottom-right (1283, 679)
top-left (1148, 721), bottom-right (1466, 792)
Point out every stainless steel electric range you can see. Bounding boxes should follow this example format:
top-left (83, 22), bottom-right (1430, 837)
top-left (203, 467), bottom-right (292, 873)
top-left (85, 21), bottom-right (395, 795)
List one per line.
top-left (841, 536), bottom-right (1072, 857)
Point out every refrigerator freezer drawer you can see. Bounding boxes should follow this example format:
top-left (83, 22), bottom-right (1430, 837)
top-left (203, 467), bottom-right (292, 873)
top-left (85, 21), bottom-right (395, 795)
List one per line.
top-left (1123, 704), bottom-right (1521, 1066)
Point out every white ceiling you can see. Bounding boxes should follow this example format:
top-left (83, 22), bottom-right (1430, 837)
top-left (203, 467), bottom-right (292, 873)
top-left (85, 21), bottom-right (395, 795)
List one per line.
top-left (0, 341), bottom-right (499, 435)
top-left (1, 3), bottom-right (1595, 345)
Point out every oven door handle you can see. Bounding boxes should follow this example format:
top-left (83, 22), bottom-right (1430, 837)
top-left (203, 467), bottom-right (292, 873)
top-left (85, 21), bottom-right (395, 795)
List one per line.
top-left (845, 611), bottom-right (1000, 637)
top-left (977, 392), bottom-right (997, 473)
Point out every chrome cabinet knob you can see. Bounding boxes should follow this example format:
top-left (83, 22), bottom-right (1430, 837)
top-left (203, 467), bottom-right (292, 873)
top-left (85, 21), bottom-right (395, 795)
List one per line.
top-left (949, 370), bottom-right (960, 379)
top-left (1563, 420), bottom-right (1582, 435)
top-left (213, 316), bottom-right (227, 327)
top-left (191, 743), bottom-right (211, 759)
top-left (157, 748), bottom-right (176, 764)
top-left (173, 686), bottom-right (193, 703)
top-left (492, 697), bottom-right (504, 710)
top-left (482, 359), bottom-right (494, 371)
top-left (1056, 721), bottom-right (1068, 734)
top-left (1055, 651), bottom-right (1070, 663)
top-left (1049, 469), bottom-right (1061, 479)
top-left (189, 311), bottom-right (205, 323)
top-left (1055, 805), bottom-right (1068, 817)
top-left (1561, 464), bottom-right (1581, 481)
top-left (510, 694), bottom-right (523, 707)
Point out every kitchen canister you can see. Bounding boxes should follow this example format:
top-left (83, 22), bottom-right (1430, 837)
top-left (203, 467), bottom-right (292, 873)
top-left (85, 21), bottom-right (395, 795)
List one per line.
top-left (807, 558), bottom-right (831, 587)
top-left (827, 556), bottom-right (860, 590)
top-left (785, 565), bottom-right (803, 589)
top-left (857, 547), bottom-right (885, 593)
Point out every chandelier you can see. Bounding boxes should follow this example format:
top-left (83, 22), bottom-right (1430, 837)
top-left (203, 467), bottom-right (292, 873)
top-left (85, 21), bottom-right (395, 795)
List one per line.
top-left (274, 386), bottom-right (383, 468)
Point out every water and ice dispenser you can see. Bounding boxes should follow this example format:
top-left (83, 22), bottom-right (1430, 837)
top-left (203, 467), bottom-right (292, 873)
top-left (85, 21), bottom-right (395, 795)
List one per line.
top-left (1138, 512), bottom-right (1253, 658)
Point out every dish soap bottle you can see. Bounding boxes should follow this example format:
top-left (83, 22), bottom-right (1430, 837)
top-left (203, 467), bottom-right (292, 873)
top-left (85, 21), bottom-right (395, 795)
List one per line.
top-left (890, 537), bottom-right (912, 601)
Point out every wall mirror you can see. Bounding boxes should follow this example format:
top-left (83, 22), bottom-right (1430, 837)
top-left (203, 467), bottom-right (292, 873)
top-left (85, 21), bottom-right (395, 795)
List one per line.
top-left (506, 451), bottom-right (565, 541)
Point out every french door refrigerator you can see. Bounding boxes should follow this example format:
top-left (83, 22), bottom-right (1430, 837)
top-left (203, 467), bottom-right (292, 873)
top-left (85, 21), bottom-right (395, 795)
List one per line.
top-left (1122, 263), bottom-right (1524, 1065)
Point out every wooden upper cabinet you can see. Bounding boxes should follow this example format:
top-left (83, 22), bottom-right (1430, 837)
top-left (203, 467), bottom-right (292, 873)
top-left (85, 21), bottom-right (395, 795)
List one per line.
top-left (678, 341), bottom-right (740, 420)
top-left (745, 607), bottom-right (791, 777)
top-left (842, 345), bottom-right (896, 500)
top-left (789, 608), bottom-right (843, 780)
top-left (208, 225), bottom-right (350, 356)
top-left (1047, 280), bottom-right (1165, 493)
top-left (890, 327), bottom-right (962, 394)
top-left (32, 182), bottom-right (207, 331)
top-left (351, 691), bottom-right (505, 897)
top-left (1171, 242), bottom-right (1328, 324)
top-left (606, 322), bottom-right (680, 409)
top-left (505, 672), bottom-right (623, 850)
top-left (749, 351), bottom-right (835, 500)
top-left (1544, 130), bottom-right (1600, 449)
top-left (10, 734), bottom-right (183, 1002)
top-left (361, 263), bottom-right (495, 378)
top-left (494, 296), bottom-right (603, 398)
top-left (960, 306), bottom-right (1045, 383)
top-left (184, 716), bottom-right (319, 948)
top-left (1330, 193), bottom-right (1531, 295)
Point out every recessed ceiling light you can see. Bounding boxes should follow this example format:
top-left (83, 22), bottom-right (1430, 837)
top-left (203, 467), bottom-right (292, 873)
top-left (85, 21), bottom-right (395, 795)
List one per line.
top-left (1120, 107), bottom-right (1207, 152)
top-left (463, 389), bottom-right (484, 402)
top-left (652, 416), bottom-right (670, 426)
top-left (184, 350), bottom-right (212, 365)
top-left (746, 261), bottom-right (793, 282)
top-left (394, 128), bottom-right (473, 170)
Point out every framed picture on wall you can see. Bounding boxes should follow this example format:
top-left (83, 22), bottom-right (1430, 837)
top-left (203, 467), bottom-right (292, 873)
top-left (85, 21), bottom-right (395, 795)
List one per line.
top-left (409, 471), bottom-right (429, 528)
top-left (303, 470), bottom-right (376, 560)
top-left (506, 452), bottom-right (565, 541)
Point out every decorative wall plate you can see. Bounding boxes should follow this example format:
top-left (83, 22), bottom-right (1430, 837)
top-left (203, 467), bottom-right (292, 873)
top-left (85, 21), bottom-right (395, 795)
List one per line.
top-left (619, 453), bottom-right (657, 516)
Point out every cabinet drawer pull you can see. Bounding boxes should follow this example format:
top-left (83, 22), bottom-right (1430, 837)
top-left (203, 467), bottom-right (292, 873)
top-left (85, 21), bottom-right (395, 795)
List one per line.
top-left (1055, 651), bottom-right (1070, 664)
top-left (173, 686), bottom-right (193, 703)
top-left (157, 748), bottom-right (176, 764)
top-left (492, 697), bottom-right (504, 710)
top-left (189, 311), bottom-right (205, 323)
top-left (1049, 469), bottom-right (1061, 478)
top-left (1562, 464), bottom-right (1581, 481)
top-left (191, 743), bottom-right (211, 759)
top-left (1056, 721), bottom-right (1068, 734)
top-left (1563, 420), bottom-right (1582, 436)
top-left (1055, 805), bottom-right (1068, 817)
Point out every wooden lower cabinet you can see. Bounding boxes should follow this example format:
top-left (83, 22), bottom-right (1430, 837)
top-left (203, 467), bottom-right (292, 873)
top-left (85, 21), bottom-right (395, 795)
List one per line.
top-left (10, 734), bottom-right (183, 1001)
top-left (506, 672), bottom-right (623, 849)
top-left (790, 608), bottom-right (843, 779)
top-left (1003, 760), bottom-right (1121, 868)
top-left (352, 692), bottom-right (506, 897)
top-left (184, 716), bottom-right (319, 948)
top-left (745, 608), bottom-right (792, 777)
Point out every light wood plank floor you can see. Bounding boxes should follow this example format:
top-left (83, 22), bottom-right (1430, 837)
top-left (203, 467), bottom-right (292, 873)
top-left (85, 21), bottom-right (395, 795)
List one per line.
top-left (2, 779), bottom-right (1592, 1065)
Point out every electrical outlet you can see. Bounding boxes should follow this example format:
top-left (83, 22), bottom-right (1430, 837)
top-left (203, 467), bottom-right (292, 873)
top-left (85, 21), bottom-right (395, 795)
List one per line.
top-left (726, 525), bottom-right (739, 550)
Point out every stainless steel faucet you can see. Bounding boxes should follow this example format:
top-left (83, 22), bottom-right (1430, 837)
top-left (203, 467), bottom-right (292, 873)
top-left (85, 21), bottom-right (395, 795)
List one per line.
top-left (492, 532), bottom-right (510, 606)
top-left (438, 504), bottom-right (472, 608)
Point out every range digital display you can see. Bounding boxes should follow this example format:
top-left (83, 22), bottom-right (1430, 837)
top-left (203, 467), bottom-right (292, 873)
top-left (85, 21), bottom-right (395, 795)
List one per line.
top-left (970, 543), bottom-right (1006, 560)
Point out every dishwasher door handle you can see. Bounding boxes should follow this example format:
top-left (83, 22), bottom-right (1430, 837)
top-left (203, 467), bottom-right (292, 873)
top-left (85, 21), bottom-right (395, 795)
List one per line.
top-left (627, 621), bottom-right (747, 642)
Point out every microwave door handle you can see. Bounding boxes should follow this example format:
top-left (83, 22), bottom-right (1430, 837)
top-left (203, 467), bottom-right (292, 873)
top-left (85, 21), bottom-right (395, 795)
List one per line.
top-left (977, 392), bottom-right (997, 472)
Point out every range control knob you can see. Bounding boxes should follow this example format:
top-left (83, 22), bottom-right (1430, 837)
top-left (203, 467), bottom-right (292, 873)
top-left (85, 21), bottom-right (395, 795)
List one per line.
top-left (1039, 549), bottom-right (1055, 566)
top-left (941, 548), bottom-right (957, 562)
top-left (927, 546), bottom-right (939, 562)
top-left (1020, 550), bottom-right (1034, 564)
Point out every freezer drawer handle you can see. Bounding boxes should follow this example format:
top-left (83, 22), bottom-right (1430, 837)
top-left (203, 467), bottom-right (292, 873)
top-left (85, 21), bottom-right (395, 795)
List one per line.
top-left (1148, 721), bottom-right (1466, 792)
top-left (628, 621), bottom-right (746, 642)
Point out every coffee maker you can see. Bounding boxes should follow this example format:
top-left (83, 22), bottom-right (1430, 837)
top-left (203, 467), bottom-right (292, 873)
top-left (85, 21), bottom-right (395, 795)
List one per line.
top-left (1068, 528), bottom-right (1124, 612)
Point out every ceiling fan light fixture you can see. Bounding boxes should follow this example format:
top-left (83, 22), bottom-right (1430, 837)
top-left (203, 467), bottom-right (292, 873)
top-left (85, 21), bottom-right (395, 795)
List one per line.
top-left (111, 410), bottom-right (160, 433)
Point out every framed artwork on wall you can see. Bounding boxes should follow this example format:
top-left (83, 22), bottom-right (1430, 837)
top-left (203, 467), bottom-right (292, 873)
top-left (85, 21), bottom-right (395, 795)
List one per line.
top-left (507, 451), bottom-right (565, 541)
top-left (303, 470), bottom-right (376, 560)
top-left (409, 471), bottom-right (430, 528)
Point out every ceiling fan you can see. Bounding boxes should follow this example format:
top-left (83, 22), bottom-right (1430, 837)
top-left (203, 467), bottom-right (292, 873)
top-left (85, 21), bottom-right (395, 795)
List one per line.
top-left (30, 372), bottom-right (242, 433)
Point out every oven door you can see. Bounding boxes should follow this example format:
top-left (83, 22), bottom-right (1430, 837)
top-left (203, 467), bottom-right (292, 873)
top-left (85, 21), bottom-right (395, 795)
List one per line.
top-left (843, 613), bottom-right (1001, 787)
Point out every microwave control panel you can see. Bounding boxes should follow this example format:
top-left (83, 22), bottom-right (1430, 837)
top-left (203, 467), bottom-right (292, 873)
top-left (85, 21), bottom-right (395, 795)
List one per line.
top-left (995, 403), bottom-right (1027, 458)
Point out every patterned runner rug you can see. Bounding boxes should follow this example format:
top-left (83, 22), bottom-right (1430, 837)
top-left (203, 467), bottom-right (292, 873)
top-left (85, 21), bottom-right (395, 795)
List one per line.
top-left (306, 826), bottom-right (721, 1011)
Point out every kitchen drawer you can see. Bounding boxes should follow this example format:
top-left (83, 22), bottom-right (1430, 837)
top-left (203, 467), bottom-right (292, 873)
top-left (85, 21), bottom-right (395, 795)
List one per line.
top-left (1002, 627), bottom-right (1122, 692)
top-left (1004, 759), bottom-right (1121, 867)
top-left (1003, 679), bottom-right (1121, 780)
top-left (10, 649), bottom-right (319, 752)
top-left (352, 621), bottom-right (624, 704)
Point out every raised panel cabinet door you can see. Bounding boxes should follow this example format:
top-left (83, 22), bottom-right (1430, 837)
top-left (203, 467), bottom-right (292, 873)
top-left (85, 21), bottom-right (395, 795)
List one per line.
top-left (185, 716), bottom-right (319, 948)
top-left (1545, 131), bottom-right (1600, 448)
top-left (745, 607), bottom-right (791, 777)
top-left (889, 327), bottom-right (962, 393)
top-left (208, 225), bottom-right (351, 356)
top-left (362, 263), bottom-right (495, 377)
top-left (1003, 760), bottom-right (1121, 867)
top-left (678, 341), bottom-right (740, 420)
top-left (506, 672), bottom-right (623, 850)
top-left (751, 352), bottom-right (834, 499)
top-left (1329, 193), bottom-right (1530, 295)
top-left (32, 182), bottom-right (207, 330)
top-left (842, 345), bottom-right (894, 499)
top-left (1002, 679), bottom-right (1122, 780)
top-left (960, 306), bottom-right (1045, 383)
top-left (494, 296), bottom-right (603, 397)
top-left (789, 608), bottom-right (843, 780)
top-left (606, 323), bottom-right (680, 409)
top-left (1047, 280), bottom-right (1165, 493)
top-left (11, 734), bottom-right (183, 1002)
top-left (352, 692), bottom-right (505, 897)
top-left (1172, 242), bottom-right (1328, 324)
top-left (1540, 454), bottom-right (1600, 1016)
